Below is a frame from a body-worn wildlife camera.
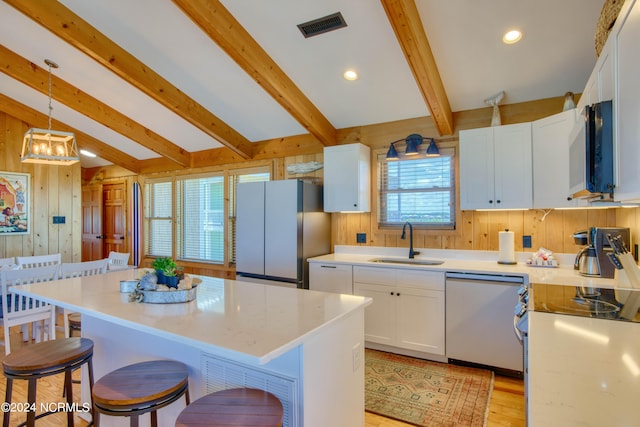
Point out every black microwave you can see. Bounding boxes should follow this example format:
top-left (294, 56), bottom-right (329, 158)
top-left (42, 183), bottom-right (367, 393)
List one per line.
top-left (568, 100), bottom-right (614, 199)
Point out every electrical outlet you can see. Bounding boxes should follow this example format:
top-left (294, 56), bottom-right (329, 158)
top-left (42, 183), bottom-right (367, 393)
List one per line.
top-left (352, 343), bottom-right (362, 372)
top-left (356, 233), bottom-right (366, 244)
top-left (523, 235), bottom-right (532, 248)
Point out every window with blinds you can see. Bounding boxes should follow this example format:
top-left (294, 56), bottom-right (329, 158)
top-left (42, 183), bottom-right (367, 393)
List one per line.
top-left (144, 179), bottom-right (173, 257)
top-left (378, 147), bottom-right (456, 229)
top-left (143, 166), bottom-right (270, 265)
top-left (176, 173), bottom-right (225, 262)
top-left (228, 169), bottom-right (270, 263)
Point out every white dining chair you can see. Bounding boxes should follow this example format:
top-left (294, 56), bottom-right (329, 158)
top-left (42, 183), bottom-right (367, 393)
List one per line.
top-left (59, 259), bottom-right (109, 337)
top-left (107, 251), bottom-right (130, 270)
top-left (0, 257), bottom-right (15, 267)
top-left (16, 253), bottom-right (62, 269)
top-left (0, 264), bottom-right (60, 355)
top-left (14, 254), bottom-right (62, 340)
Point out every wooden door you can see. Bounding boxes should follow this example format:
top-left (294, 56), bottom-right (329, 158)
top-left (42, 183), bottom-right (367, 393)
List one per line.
top-left (102, 183), bottom-right (127, 255)
top-left (81, 184), bottom-right (103, 261)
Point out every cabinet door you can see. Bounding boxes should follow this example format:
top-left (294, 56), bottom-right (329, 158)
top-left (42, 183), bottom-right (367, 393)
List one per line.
top-left (354, 282), bottom-right (395, 345)
top-left (532, 109), bottom-right (578, 208)
top-left (493, 123), bottom-right (533, 209)
top-left (459, 127), bottom-right (494, 209)
top-left (309, 263), bottom-right (353, 294)
top-left (323, 144), bottom-right (370, 212)
top-left (396, 287), bottom-right (445, 355)
top-left (614, 0), bottom-right (640, 201)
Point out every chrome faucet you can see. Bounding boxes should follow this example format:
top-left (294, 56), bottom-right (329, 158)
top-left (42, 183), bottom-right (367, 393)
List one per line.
top-left (401, 222), bottom-right (420, 259)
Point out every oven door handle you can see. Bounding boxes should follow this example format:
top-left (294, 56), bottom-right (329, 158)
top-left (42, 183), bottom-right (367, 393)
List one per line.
top-left (513, 315), bottom-right (523, 342)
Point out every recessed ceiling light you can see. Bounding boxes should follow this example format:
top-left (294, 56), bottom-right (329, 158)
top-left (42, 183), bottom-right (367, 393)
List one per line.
top-left (80, 149), bottom-right (96, 158)
top-left (343, 69), bottom-right (358, 81)
top-left (503, 29), bottom-right (523, 44)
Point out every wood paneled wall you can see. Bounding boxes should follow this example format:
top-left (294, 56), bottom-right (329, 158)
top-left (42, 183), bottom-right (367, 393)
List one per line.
top-left (9, 94), bottom-right (637, 266)
top-left (0, 112), bottom-right (82, 261)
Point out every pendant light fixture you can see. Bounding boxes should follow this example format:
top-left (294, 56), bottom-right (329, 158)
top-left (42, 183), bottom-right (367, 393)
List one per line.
top-left (21, 59), bottom-right (79, 166)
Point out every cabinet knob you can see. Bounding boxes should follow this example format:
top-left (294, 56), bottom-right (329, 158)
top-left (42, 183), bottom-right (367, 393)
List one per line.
top-left (396, 293), bottom-right (400, 296)
top-left (567, 196), bottom-right (573, 201)
top-left (496, 200), bottom-right (501, 204)
top-left (489, 200), bottom-right (493, 204)
top-left (353, 203), bottom-right (357, 207)
top-left (390, 292), bottom-right (394, 296)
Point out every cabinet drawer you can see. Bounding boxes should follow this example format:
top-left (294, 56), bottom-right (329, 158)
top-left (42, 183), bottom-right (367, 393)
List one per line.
top-left (396, 270), bottom-right (444, 291)
top-left (309, 263), bottom-right (353, 294)
top-left (353, 266), bottom-right (395, 285)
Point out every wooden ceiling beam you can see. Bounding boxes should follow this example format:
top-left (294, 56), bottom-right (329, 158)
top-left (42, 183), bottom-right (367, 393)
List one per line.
top-left (4, 0), bottom-right (254, 160)
top-left (172, 0), bottom-right (337, 147)
top-left (0, 93), bottom-right (141, 173)
top-left (381, 0), bottom-right (454, 136)
top-left (0, 45), bottom-right (190, 168)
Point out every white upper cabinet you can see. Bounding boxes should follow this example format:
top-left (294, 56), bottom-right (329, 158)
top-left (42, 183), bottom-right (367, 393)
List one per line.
top-left (532, 109), bottom-right (582, 208)
top-left (323, 143), bottom-right (371, 212)
top-left (614, 0), bottom-right (640, 201)
top-left (460, 123), bottom-right (532, 210)
top-left (576, 35), bottom-right (615, 114)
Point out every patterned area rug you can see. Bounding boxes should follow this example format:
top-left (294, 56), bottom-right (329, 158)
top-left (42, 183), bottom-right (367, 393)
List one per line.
top-left (365, 349), bottom-right (494, 427)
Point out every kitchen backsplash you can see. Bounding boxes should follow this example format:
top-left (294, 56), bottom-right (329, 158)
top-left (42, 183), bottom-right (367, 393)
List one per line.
top-left (331, 207), bottom-right (640, 257)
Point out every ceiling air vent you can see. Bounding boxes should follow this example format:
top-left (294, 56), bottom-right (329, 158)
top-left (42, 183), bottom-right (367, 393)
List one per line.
top-left (297, 12), bottom-right (347, 38)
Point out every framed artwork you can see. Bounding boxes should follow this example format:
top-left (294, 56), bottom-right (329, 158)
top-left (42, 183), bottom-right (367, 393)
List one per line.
top-left (0, 172), bottom-right (29, 235)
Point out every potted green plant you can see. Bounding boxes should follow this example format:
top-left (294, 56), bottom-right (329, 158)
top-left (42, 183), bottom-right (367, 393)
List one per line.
top-left (151, 257), bottom-right (177, 286)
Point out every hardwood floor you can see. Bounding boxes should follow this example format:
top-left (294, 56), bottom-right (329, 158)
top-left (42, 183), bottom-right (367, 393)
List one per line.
top-left (0, 325), bottom-right (525, 426)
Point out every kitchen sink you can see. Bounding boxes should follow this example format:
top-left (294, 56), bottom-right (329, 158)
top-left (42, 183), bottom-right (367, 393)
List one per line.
top-left (369, 258), bottom-right (444, 266)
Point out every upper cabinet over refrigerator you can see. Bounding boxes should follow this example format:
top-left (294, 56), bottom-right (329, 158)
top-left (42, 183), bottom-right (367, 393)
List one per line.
top-left (236, 180), bottom-right (330, 289)
top-left (323, 143), bottom-right (371, 212)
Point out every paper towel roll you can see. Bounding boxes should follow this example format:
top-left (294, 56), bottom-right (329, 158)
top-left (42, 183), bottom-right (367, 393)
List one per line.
top-left (498, 230), bottom-right (516, 264)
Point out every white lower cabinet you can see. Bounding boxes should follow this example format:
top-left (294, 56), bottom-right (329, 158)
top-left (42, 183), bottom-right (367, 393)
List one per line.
top-left (353, 266), bottom-right (445, 355)
top-left (308, 262), bottom-right (353, 294)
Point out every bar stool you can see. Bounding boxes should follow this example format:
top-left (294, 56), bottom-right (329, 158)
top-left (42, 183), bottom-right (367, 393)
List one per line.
top-left (175, 388), bottom-right (283, 427)
top-left (92, 360), bottom-right (190, 427)
top-left (68, 312), bottom-right (82, 337)
top-left (3, 337), bottom-right (95, 427)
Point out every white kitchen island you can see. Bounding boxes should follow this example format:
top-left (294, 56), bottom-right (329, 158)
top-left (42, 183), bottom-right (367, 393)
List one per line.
top-left (11, 269), bottom-right (371, 427)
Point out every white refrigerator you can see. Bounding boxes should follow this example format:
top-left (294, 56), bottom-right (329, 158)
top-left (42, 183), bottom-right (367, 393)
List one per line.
top-left (236, 180), bottom-right (330, 288)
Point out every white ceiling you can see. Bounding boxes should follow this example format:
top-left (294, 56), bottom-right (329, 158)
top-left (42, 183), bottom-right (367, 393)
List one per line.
top-left (0, 0), bottom-right (604, 168)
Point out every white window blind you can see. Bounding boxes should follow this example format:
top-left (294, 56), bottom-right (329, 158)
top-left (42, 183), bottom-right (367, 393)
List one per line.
top-left (144, 179), bottom-right (173, 257)
top-left (228, 169), bottom-right (270, 263)
top-left (379, 147), bottom-right (456, 229)
top-left (175, 173), bottom-right (225, 262)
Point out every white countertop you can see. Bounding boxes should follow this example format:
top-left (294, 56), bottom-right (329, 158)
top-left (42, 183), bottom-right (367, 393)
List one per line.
top-left (529, 310), bottom-right (640, 426)
top-left (10, 269), bottom-right (371, 365)
top-left (309, 245), bottom-right (620, 288)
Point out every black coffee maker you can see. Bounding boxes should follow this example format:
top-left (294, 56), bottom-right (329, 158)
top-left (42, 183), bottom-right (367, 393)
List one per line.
top-left (590, 227), bottom-right (631, 278)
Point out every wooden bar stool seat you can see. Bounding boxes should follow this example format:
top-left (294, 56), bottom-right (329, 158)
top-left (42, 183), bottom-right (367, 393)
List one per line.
top-left (92, 360), bottom-right (190, 427)
top-left (68, 312), bottom-right (82, 337)
top-left (175, 388), bottom-right (283, 427)
top-left (2, 337), bottom-right (95, 427)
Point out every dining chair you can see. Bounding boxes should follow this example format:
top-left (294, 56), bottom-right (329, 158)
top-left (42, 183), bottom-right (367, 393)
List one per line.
top-left (14, 253), bottom-right (61, 340)
top-left (59, 259), bottom-right (109, 337)
top-left (0, 264), bottom-right (60, 355)
top-left (107, 251), bottom-right (130, 270)
top-left (0, 257), bottom-right (15, 267)
top-left (16, 253), bottom-right (62, 269)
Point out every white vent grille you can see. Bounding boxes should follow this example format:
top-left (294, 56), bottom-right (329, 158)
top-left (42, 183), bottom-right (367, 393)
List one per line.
top-left (201, 353), bottom-right (299, 427)
top-left (297, 12), bottom-right (347, 38)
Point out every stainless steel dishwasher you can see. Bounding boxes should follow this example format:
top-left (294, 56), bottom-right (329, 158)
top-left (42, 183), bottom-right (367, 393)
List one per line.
top-left (445, 272), bottom-right (524, 375)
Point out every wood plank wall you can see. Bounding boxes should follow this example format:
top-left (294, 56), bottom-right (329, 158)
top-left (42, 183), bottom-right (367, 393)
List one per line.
top-left (8, 94), bottom-right (640, 272)
top-left (0, 112), bottom-right (82, 261)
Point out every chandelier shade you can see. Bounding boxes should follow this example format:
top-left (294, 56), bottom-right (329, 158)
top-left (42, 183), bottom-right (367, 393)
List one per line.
top-left (20, 59), bottom-right (79, 166)
top-left (21, 128), bottom-right (79, 165)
